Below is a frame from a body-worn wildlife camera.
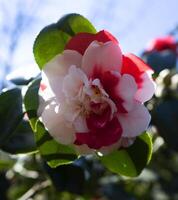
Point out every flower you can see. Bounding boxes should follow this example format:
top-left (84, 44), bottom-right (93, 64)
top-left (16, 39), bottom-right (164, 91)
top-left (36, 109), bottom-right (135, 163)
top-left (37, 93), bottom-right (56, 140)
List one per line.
top-left (142, 35), bottom-right (177, 74)
top-left (39, 30), bottom-right (155, 154)
top-left (146, 35), bottom-right (177, 53)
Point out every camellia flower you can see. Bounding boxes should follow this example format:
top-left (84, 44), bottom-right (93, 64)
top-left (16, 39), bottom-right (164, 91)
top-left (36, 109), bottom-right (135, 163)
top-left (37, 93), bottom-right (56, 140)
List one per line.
top-left (146, 35), bottom-right (177, 53)
top-left (142, 35), bottom-right (177, 74)
top-left (39, 30), bottom-right (155, 154)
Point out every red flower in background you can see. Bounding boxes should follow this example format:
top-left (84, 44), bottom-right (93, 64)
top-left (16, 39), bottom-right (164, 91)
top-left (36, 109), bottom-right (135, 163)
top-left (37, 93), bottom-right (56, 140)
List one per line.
top-left (146, 35), bottom-right (177, 53)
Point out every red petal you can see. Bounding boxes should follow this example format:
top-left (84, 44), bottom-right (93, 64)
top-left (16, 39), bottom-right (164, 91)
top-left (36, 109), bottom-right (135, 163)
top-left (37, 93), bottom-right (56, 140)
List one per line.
top-left (75, 117), bottom-right (122, 149)
top-left (86, 106), bottom-right (111, 130)
top-left (121, 53), bottom-right (153, 87)
top-left (146, 35), bottom-right (177, 53)
top-left (65, 30), bottom-right (118, 55)
top-left (93, 70), bottom-right (127, 113)
top-left (40, 83), bottom-right (47, 91)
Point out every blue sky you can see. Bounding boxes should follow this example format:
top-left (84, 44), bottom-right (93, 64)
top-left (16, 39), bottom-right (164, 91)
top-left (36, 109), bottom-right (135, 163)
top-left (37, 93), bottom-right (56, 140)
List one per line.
top-left (0, 0), bottom-right (178, 80)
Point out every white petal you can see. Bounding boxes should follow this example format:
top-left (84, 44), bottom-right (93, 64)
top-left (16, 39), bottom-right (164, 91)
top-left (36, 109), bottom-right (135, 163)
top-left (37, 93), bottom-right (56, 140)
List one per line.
top-left (74, 144), bottom-right (95, 155)
top-left (98, 137), bottom-right (135, 155)
top-left (41, 101), bottom-right (76, 145)
top-left (98, 140), bottom-right (121, 155)
top-left (61, 102), bottom-right (80, 123)
top-left (39, 78), bottom-right (55, 101)
top-left (117, 74), bottom-right (137, 111)
top-left (41, 71), bottom-right (65, 103)
top-left (38, 80), bottom-right (56, 116)
top-left (119, 137), bottom-right (136, 148)
top-left (43, 50), bottom-right (82, 101)
top-left (62, 65), bottom-right (88, 98)
top-left (118, 102), bottom-right (151, 137)
top-left (73, 115), bottom-right (89, 133)
top-left (135, 71), bottom-right (156, 102)
top-left (44, 50), bottom-right (82, 78)
top-left (82, 41), bottom-right (122, 77)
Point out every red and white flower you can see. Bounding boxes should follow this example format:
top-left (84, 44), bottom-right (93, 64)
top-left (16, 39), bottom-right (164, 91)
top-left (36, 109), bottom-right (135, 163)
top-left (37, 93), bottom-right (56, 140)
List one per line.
top-left (39, 30), bottom-right (156, 154)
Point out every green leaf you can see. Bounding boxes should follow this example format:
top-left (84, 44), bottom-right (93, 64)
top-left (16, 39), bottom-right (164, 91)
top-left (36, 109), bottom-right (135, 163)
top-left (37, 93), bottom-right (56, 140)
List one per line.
top-left (33, 13), bottom-right (96, 69)
top-left (9, 77), bottom-right (34, 86)
top-left (24, 77), bottom-right (41, 131)
top-left (56, 13), bottom-right (97, 36)
top-left (0, 159), bottom-right (15, 171)
top-left (0, 151), bottom-right (16, 170)
top-left (35, 121), bottom-right (78, 167)
top-left (100, 132), bottom-right (152, 177)
top-left (1, 120), bottom-right (37, 154)
top-left (34, 28), bottom-right (70, 69)
top-left (0, 88), bottom-right (23, 146)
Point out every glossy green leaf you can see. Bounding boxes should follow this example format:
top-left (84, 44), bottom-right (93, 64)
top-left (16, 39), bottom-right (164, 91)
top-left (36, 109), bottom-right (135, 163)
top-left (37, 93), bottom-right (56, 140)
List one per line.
top-left (0, 88), bottom-right (23, 146)
top-left (56, 13), bottom-right (96, 36)
top-left (33, 13), bottom-right (96, 69)
top-left (35, 121), bottom-right (78, 167)
top-left (1, 120), bottom-right (36, 154)
top-left (24, 77), bottom-right (41, 131)
top-left (100, 132), bottom-right (152, 177)
top-left (34, 28), bottom-right (70, 69)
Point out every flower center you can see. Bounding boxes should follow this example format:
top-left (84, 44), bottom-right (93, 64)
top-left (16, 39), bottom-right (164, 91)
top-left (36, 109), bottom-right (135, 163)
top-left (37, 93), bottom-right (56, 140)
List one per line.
top-left (62, 66), bottom-right (117, 131)
top-left (76, 78), bottom-right (117, 121)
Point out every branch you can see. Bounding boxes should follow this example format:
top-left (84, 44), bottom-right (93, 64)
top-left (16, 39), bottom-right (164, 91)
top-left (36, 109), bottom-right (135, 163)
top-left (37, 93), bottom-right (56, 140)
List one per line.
top-left (18, 180), bottom-right (51, 200)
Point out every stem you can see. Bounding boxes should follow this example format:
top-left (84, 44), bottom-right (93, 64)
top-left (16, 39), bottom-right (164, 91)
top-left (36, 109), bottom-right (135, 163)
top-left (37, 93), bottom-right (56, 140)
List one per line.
top-left (18, 180), bottom-right (51, 200)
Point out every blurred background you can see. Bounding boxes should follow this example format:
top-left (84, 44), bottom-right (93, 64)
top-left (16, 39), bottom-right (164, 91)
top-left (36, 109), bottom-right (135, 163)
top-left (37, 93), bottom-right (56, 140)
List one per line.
top-left (0, 0), bottom-right (178, 200)
top-left (0, 0), bottom-right (178, 86)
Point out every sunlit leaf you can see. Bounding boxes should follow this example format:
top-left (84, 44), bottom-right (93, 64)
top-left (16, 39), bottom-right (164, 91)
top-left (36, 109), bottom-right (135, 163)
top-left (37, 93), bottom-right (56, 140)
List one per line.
top-left (100, 132), bottom-right (152, 177)
top-left (56, 13), bottom-right (96, 36)
top-left (33, 13), bottom-right (96, 69)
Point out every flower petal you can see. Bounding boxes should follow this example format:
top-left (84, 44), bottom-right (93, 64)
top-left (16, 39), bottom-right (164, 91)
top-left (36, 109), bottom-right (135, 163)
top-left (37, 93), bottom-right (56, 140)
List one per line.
top-left (44, 50), bottom-right (82, 78)
top-left (65, 30), bottom-right (118, 55)
top-left (116, 74), bottom-right (137, 112)
top-left (86, 106), bottom-right (111, 130)
top-left (119, 137), bottom-right (136, 148)
top-left (98, 136), bottom-right (136, 155)
top-left (118, 102), bottom-right (151, 138)
top-left (98, 140), bottom-right (121, 155)
top-left (82, 41), bottom-right (122, 78)
top-left (62, 65), bottom-right (88, 99)
top-left (73, 115), bottom-right (89, 133)
top-left (146, 35), bottom-right (177, 52)
top-left (75, 117), bottom-right (122, 149)
top-left (122, 53), bottom-right (155, 102)
top-left (134, 71), bottom-right (156, 102)
top-left (41, 101), bottom-right (76, 145)
top-left (74, 144), bottom-right (95, 155)
top-left (43, 50), bottom-right (82, 101)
